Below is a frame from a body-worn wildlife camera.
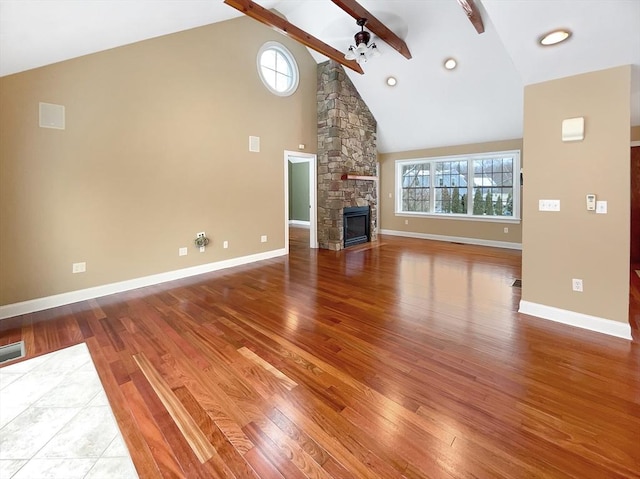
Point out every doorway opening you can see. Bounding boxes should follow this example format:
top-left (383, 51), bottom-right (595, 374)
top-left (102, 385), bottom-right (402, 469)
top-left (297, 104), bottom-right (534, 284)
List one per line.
top-left (284, 151), bottom-right (318, 252)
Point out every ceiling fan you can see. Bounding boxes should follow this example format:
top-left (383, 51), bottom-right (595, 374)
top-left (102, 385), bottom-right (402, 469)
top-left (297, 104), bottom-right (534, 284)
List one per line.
top-left (223, 0), bottom-right (484, 74)
top-left (344, 18), bottom-right (381, 65)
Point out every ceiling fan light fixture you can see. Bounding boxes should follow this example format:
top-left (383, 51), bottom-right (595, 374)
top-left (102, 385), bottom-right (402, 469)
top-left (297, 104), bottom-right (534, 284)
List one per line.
top-left (344, 18), bottom-right (380, 66)
top-left (539, 29), bottom-right (572, 46)
top-left (444, 58), bottom-right (457, 70)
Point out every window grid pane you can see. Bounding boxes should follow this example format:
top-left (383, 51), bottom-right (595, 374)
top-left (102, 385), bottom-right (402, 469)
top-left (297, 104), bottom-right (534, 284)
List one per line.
top-left (275, 72), bottom-right (291, 92)
top-left (275, 51), bottom-right (292, 78)
top-left (472, 158), bottom-right (514, 217)
top-left (260, 67), bottom-right (277, 91)
top-left (400, 164), bottom-right (430, 212)
top-left (434, 160), bottom-right (467, 214)
top-left (260, 49), bottom-right (276, 70)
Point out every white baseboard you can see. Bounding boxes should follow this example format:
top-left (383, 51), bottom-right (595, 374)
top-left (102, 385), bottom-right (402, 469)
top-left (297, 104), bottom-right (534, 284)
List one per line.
top-left (519, 300), bottom-right (632, 340)
top-left (379, 229), bottom-right (522, 250)
top-left (288, 220), bottom-right (310, 228)
top-left (0, 248), bottom-right (287, 320)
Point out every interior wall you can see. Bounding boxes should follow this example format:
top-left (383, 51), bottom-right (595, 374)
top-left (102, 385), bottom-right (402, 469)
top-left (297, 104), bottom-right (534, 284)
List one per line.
top-left (521, 65), bottom-right (631, 324)
top-left (632, 125), bottom-right (640, 141)
top-left (379, 139), bottom-right (523, 243)
top-left (0, 16), bottom-right (317, 306)
top-left (289, 161), bottom-right (310, 222)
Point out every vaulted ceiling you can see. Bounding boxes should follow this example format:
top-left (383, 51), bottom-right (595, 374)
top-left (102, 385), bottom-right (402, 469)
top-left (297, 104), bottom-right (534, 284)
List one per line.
top-left (1, 0), bottom-right (638, 153)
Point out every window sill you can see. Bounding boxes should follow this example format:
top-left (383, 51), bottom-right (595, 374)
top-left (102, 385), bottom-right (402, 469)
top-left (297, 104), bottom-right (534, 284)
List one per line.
top-left (395, 212), bottom-right (521, 224)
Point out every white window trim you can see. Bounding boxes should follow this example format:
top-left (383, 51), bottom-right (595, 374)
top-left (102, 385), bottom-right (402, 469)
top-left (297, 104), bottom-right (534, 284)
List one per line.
top-left (395, 150), bottom-right (521, 222)
top-left (257, 41), bottom-right (299, 97)
top-left (396, 212), bottom-right (521, 224)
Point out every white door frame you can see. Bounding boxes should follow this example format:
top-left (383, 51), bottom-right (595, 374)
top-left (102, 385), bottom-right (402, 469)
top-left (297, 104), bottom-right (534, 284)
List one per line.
top-left (284, 150), bottom-right (318, 251)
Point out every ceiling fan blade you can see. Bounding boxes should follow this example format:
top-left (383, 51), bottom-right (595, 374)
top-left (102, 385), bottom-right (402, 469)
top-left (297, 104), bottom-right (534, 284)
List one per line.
top-left (456, 0), bottom-right (485, 34)
top-left (330, 0), bottom-right (412, 60)
top-left (224, 0), bottom-right (364, 74)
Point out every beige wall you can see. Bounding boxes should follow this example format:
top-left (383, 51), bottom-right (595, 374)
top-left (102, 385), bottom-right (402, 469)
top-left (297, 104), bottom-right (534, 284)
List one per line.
top-left (379, 139), bottom-right (524, 243)
top-left (521, 66), bottom-right (630, 323)
top-left (0, 17), bottom-right (317, 305)
top-left (632, 125), bottom-right (640, 141)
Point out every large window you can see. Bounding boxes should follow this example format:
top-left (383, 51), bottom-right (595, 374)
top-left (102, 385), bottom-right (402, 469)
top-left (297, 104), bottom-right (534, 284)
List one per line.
top-left (396, 150), bottom-right (520, 220)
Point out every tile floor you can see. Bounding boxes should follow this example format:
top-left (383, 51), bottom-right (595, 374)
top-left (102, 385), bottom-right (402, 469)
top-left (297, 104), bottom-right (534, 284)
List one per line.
top-left (0, 343), bottom-right (138, 479)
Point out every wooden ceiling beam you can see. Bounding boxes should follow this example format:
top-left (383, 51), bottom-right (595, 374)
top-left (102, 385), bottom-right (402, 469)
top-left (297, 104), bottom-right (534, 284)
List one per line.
top-left (456, 0), bottom-right (485, 34)
top-left (331, 0), bottom-right (412, 60)
top-left (224, 0), bottom-right (364, 74)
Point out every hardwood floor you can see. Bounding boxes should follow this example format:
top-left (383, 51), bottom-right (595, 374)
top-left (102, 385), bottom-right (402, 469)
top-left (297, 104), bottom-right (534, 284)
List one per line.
top-left (1, 234), bottom-right (639, 478)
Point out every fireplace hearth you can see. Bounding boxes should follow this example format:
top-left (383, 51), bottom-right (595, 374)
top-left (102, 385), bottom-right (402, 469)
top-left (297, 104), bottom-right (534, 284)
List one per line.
top-left (343, 206), bottom-right (370, 248)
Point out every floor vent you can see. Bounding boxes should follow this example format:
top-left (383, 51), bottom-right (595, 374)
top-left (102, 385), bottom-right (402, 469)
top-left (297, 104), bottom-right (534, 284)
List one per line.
top-left (511, 279), bottom-right (522, 288)
top-left (0, 341), bottom-right (25, 364)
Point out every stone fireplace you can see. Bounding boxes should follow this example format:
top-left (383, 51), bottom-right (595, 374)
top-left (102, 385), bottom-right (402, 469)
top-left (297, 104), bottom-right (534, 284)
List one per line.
top-left (317, 60), bottom-right (378, 251)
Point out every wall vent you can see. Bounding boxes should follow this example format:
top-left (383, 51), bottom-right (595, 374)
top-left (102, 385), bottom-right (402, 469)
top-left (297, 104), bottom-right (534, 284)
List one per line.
top-left (0, 341), bottom-right (25, 364)
top-left (39, 102), bottom-right (65, 130)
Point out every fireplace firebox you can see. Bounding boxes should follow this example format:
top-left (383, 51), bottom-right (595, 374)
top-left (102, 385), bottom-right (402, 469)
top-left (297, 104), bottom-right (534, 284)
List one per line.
top-left (343, 206), bottom-right (370, 248)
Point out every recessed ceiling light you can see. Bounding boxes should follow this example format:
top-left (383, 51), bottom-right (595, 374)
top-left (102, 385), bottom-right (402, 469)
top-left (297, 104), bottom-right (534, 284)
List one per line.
top-left (539, 29), bottom-right (572, 46)
top-left (444, 58), bottom-right (457, 70)
top-left (386, 76), bottom-right (397, 86)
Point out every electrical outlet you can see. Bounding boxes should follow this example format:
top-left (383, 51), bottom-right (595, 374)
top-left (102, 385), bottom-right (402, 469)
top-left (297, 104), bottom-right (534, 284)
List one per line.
top-left (503, 227), bottom-right (509, 234)
top-left (261, 235), bottom-right (267, 243)
top-left (572, 278), bottom-right (583, 292)
top-left (404, 219), bottom-right (409, 225)
top-left (179, 247), bottom-right (187, 256)
top-left (223, 241), bottom-right (228, 249)
top-left (72, 262), bottom-right (86, 273)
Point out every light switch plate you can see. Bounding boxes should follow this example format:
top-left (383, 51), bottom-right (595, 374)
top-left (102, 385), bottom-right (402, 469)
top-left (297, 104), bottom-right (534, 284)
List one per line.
top-left (596, 200), bottom-right (607, 214)
top-left (538, 199), bottom-right (560, 211)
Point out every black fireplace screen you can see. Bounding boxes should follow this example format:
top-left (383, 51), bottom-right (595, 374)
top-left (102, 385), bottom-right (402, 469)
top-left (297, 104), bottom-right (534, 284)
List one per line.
top-left (343, 206), bottom-right (370, 247)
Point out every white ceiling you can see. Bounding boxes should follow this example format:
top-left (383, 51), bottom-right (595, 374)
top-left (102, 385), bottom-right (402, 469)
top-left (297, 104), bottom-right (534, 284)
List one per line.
top-left (1, 0), bottom-right (638, 153)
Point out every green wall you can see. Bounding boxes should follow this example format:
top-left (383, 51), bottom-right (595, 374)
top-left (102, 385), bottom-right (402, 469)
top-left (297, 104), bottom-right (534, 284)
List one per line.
top-left (289, 161), bottom-right (310, 222)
